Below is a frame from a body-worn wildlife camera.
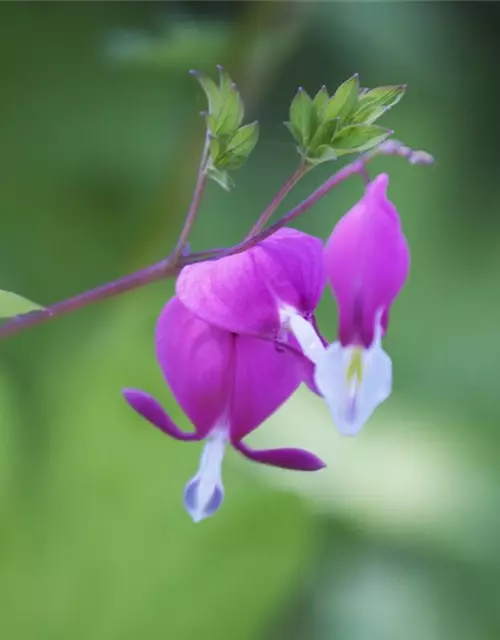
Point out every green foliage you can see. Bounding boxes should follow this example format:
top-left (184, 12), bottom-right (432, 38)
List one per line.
top-left (285, 74), bottom-right (405, 165)
top-left (205, 165), bottom-right (235, 192)
top-left (289, 88), bottom-right (316, 147)
top-left (332, 123), bottom-right (393, 156)
top-left (322, 74), bottom-right (360, 125)
top-left (192, 66), bottom-right (259, 190)
top-left (352, 85), bottom-right (406, 124)
top-left (0, 290), bottom-right (43, 318)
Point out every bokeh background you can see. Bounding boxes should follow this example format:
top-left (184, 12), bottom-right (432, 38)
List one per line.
top-left (1, 1), bottom-right (499, 639)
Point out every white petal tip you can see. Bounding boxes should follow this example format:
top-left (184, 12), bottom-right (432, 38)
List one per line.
top-left (190, 512), bottom-right (206, 524)
top-left (183, 476), bottom-right (225, 524)
top-left (336, 422), bottom-right (365, 438)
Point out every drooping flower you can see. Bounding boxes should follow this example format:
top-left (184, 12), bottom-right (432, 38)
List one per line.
top-left (291, 173), bottom-right (410, 435)
top-left (123, 296), bottom-right (324, 523)
top-left (176, 227), bottom-right (327, 391)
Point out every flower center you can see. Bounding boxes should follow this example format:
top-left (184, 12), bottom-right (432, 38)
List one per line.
top-left (345, 347), bottom-right (365, 423)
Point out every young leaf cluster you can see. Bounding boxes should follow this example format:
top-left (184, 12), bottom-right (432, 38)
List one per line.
top-left (191, 66), bottom-right (259, 190)
top-left (285, 74), bottom-right (406, 165)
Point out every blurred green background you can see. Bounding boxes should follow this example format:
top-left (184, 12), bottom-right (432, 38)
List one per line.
top-left (1, 1), bottom-right (499, 639)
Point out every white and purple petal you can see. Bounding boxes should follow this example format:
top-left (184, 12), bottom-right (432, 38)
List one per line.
top-left (183, 428), bottom-right (227, 522)
top-left (314, 331), bottom-right (392, 436)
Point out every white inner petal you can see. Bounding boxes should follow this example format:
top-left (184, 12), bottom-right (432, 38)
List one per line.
top-left (184, 428), bottom-right (227, 523)
top-left (314, 337), bottom-right (392, 436)
top-left (288, 313), bottom-right (326, 365)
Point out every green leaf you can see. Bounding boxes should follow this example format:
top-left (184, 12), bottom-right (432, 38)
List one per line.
top-left (323, 73), bottom-right (359, 124)
top-left (0, 290), bottom-right (44, 318)
top-left (332, 124), bottom-right (392, 155)
top-left (312, 85), bottom-right (329, 120)
top-left (206, 165), bottom-right (235, 191)
top-left (217, 64), bottom-right (233, 96)
top-left (205, 114), bottom-right (218, 136)
top-left (352, 84), bottom-right (406, 124)
top-left (209, 136), bottom-right (222, 163)
top-left (308, 118), bottom-right (339, 151)
top-left (190, 70), bottom-right (223, 116)
top-left (305, 144), bottom-right (338, 166)
top-left (215, 83), bottom-right (244, 137)
top-left (226, 122), bottom-right (259, 157)
top-left (289, 88), bottom-right (315, 146)
top-left (284, 120), bottom-right (303, 144)
top-left (216, 154), bottom-right (248, 171)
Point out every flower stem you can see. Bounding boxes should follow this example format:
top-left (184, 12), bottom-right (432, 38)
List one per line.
top-left (0, 140), bottom-right (433, 341)
top-left (171, 134), bottom-right (210, 261)
top-left (0, 258), bottom-right (180, 339)
top-left (223, 140), bottom-right (435, 257)
top-left (245, 162), bottom-right (308, 238)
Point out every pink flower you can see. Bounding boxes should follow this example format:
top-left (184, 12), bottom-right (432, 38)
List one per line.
top-left (291, 173), bottom-right (410, 435)
top-left (123, 296), bottom-right (324, 523)
top-left (176, 227), bottom-right (327, 393)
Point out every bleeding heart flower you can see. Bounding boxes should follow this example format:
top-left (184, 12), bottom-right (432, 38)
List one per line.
top-left (176, 227), bottom-right (327, 392)
top-left (291, 173), bottom-right (410, 435)
top-left (123, 296), bottom-right (324, 523)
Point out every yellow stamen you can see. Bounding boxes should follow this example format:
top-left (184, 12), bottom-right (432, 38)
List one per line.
top-left (346, 348), bottom-right (364, 384)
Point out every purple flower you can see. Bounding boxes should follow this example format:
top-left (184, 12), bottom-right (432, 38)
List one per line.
top-left (176, 227), bottom-right (326, 338)
top-left (291, 173), bottom-right (410, 435)
top-left (123, 296), bottom-right (324, 523)
top-left (176, 227), bottom-right (327, 392)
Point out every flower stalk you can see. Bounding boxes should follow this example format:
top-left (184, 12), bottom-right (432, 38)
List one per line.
top-left (0, 139), bottom-right (432, 341)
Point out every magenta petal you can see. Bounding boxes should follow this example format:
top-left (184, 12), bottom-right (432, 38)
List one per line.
top-left (155, 297), bottom-right (234, 438)
top-left (235, 440), bottom-right (325, 471)
top-left (122, 389), bottom-right (199, 441)
top-left (254, 228), bottom-right (326, 316)
top-left (229, 335), bottom-right (305, 442)
top-left (324, 173), bottom-right (410, 346)
top-left (176, 228), bottom-right (325, 336)
top-left (176, 248), bottom-right (278, 336)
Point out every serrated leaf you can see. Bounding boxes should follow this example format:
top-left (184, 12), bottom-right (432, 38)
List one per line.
top-left (312, 86), bottom-right (329, 120)
top-left (309, 118), bottom-right (339, 151)
top-left (289, 88), bottom-right (315, 146)
top-left (215, 84), bottom-right (244, 137)
top-left (205, 114), bottom-right (218, 136)
top-left (305, 144), bottom-right (338, 166)
top-left (352, 85), bottom-right (406, 124)
top-left (323, 74), bottom-right (359, 124)
top-left (0, 290), bottom-right (44, 318)
top-left (217, 65), bottom-right (233, 96)
top-left (191, 71), bottom-right (223, 116)
top-left (216, 154), bottom-right (248, 171)
top-left (332, 124), bottom-right (392, 155)
top-left (226, 122), bottom-right (259, 158)
top-left (206, 165), bottom-right (234, 191)
top-left (284, 121), bottom-right (303, 145)
top-left (209, 136), bottom-right (222, 163)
